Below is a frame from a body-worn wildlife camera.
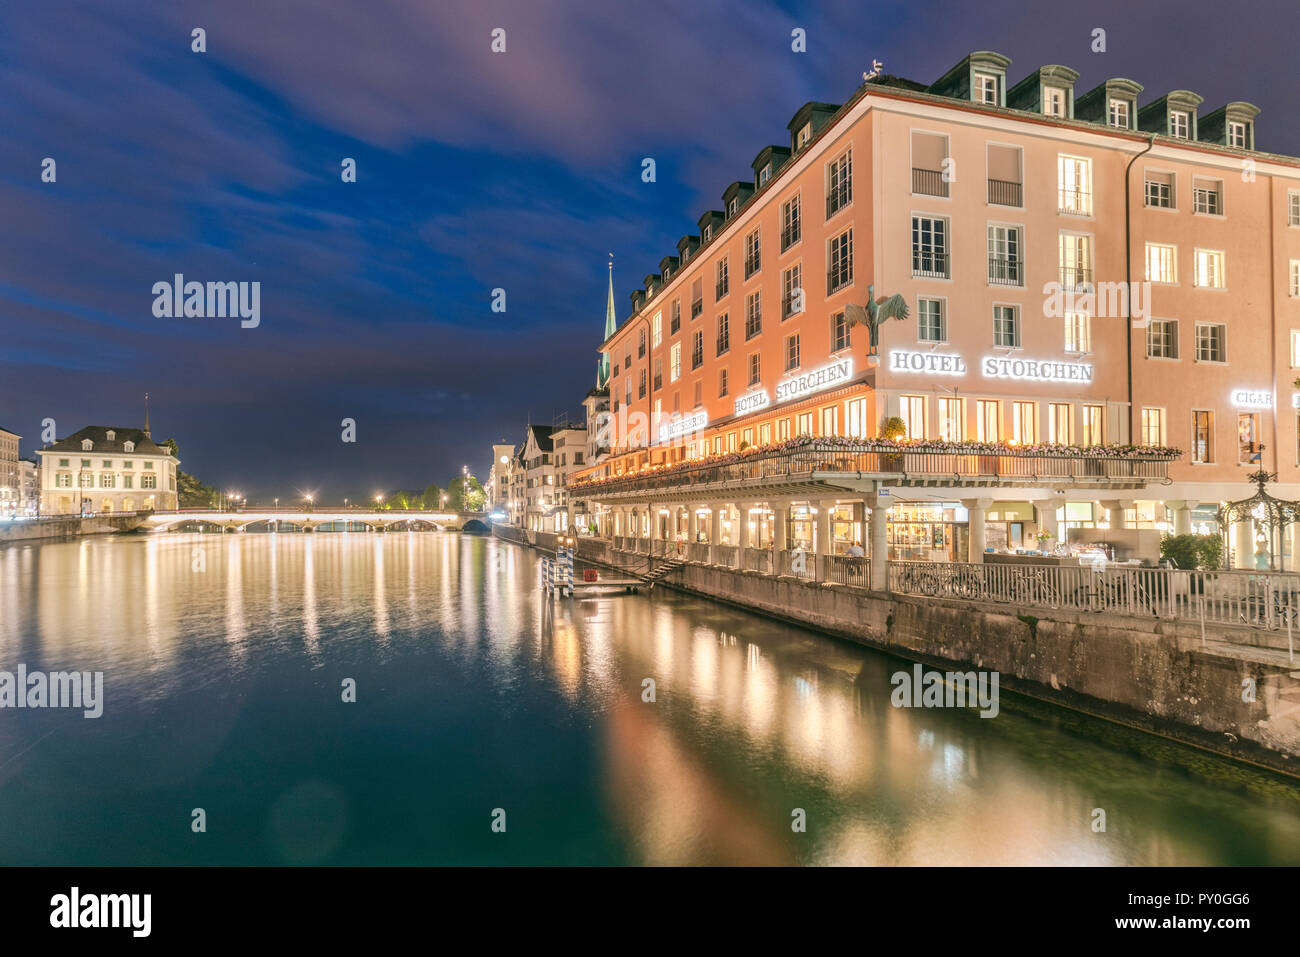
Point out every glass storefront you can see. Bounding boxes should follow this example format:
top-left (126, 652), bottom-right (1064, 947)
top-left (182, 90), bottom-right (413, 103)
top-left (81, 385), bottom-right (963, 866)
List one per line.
top-left (888, 502), bottom-right (968, 562)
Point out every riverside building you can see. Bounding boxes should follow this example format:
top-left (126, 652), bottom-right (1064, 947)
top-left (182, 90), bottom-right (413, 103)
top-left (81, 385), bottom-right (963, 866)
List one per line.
top-left (571, 52), bottom-right (1300, 578)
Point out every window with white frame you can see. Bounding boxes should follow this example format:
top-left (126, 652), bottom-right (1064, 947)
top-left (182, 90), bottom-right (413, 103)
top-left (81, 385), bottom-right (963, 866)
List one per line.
top-left (911, 217), bottom-right (948, 278)
top-left (973, 73), bottom-right (998, 105)
top-left (1012, 401), bottom-right (1036, 444)
top-left (785, 333), bottom-right (800, 371)
top-left (1291, 330), bottom-right (1300, 367)
top-left (1145, 243), bottom-right (1177, 283)
top-left (918, 298), bottom-right (946, 342)
top-left (1194, 249), bottom-right (1225, 288)
top-left (716, 258), bottom-right (729, 299)
top-left (1048, 403), bottom-right (1072, 444)
top-left (1228, 121), bottom-right (1248, 149)
top-left (828, 228), bottom-right (854, 292)
top-left (1059, 232), bottom-right (1093, 289)
top-left (899, 395), bottom-right (926, 439)
top-left (1057, 155), bottom-right (1092, 215)
top-left (669, 342), bottom-right (681, 381)
top-left (782, 264), bottom-right (803, 319)
top-left (781, 194), bottom-right (801, 251)
top-left (1169, 110), bottom-right (1189, 139)
top-left (1289, 260), bottom-right (1299, 298)
top-left (821, 406), bottom-right (838, 437)
top-left (826, 149), bottom-right (852, 217)
top-left (652, 311), bottom-right (662, 348)
top-left (1082, 405), bottom-right (1104, 445)
top-left (1144, 170), bottom-right (1174, 208)
top-left (1290, 191), bottom-right (1300, 227)
top-left (1147, 318), bottom-right (1179, 359)
top-left (1141, 407), bottom-right (1166, 446)
top-left (846, 398), bottom-right (869, 439)
top-left (1195, 322), bottom-right (1226, 363)
top-left (830, 311), bottom-right (850, 352)
top-left (744, 227), bottom-right (761, 279)
top-left (1108, 98), bottom-right (1129, 128)
top-left (987, 224), bottom-right (1023, 285)
top-left (744, 291), bottom-right (762, 340)
top-left (993, 304), bottom-right (1020, 348)
top-left (1192, 178), bottom-right (1223, 215)
top-left (758, 162), bottom-right (772, 186)
top-left (1065, 312), bottom-right (1091, 353)
top-left (1191, 410), bottom-right (1214, 463)
top-left (1043, 87), bottom-right (1066, 117)
top-left (938, 397), bottom-right (964, 441)
top-left (977, 399), bottom-right (1000, 442)
top-left (748, 352), bottom-right (761, 386)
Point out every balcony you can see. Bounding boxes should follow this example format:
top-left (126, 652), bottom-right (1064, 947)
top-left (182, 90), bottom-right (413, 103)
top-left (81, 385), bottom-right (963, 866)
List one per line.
top-left (987, 178), bottom-right (1022, 207)
top-left (826, 183), bottom-right (851, 218)
top-left (911, 251), bottom-right (949, 280)
top-left (912, 167), bottom-right (949, 198)
top-left (826, 268), bottom-right (853, 295)
top-left (988, 256), bottom-right (1023, 286)
top-left (1059, 265), bottom-right (1094, 290)
top-left (570, 439), bottom-right (1179, 500)
top-left (1058, 188), bottom-right (1092, 216)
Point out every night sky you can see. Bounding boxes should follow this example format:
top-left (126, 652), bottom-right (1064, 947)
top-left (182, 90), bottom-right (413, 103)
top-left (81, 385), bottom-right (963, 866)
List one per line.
top-left (2, 0), bottom-right (1297, 501)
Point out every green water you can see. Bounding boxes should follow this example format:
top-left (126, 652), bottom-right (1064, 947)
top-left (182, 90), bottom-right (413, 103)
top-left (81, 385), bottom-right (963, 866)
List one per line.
top-left (0, 533), bottom-right (1296, 865)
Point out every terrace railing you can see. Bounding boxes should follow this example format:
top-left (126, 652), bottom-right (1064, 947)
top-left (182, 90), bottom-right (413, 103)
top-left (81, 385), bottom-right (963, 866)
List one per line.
top-left (572, 442), bottom-right (1176, 496)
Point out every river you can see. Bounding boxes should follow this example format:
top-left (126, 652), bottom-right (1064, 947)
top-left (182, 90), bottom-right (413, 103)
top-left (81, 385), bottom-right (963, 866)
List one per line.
top-left (0, 532), bottom-right (1296, 865)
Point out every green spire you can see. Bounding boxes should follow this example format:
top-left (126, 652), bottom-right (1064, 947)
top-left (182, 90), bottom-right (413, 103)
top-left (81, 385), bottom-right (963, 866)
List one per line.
top-left (597, 256), bottom-right (616, 388)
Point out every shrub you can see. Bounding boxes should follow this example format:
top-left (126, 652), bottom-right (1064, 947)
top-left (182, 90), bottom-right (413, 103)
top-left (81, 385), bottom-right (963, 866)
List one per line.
top-left (1161, 533), bottom-right (1224, 569)
top-left (880, 416), bottom-right (907, 441)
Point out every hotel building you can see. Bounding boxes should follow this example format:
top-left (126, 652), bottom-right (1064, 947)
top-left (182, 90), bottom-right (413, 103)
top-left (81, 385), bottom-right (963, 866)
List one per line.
top-left (572, 52), bottom-right (1300, 576)
top-left (0, 426), bottom-right (18, 516)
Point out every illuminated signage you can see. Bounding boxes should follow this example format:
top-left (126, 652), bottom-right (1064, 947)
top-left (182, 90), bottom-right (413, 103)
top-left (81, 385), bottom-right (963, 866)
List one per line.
top-left (775, 357), bottom-right (854, 402)
top-left (734, 390), bottom-right (770, 415)
top-left (658, 410), bottom-right (708, 442)
top-left (981, 356), bottom-right (1093, 383)
top-left (1232, 390), bottom-right (1273, 409)
top-left (889, 350), bottom-right (967, 375)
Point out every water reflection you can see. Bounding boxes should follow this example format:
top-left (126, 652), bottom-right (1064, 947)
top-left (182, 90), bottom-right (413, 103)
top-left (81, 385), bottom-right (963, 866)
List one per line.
top-left (0, 533), bottom-right (1296, 865)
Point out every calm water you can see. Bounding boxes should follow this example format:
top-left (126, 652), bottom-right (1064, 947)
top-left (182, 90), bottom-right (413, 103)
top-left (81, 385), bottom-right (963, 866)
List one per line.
top-left (0, 532), bottom-right (1297, 865)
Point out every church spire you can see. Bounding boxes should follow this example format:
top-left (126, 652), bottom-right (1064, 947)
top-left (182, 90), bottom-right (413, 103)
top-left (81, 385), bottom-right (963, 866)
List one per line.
top-left (596, 255), bottom-right (616, 388)
top-left (144, 392), bottom-right (151, 437)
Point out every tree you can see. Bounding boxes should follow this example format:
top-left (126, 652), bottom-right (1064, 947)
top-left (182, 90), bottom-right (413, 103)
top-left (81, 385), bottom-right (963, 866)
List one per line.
top-left (420, 484), bottom-right (443, 510)
top-left (161, 437), bottom-right (220, 507)
top-left (445, 475), bottom-right (486, 511)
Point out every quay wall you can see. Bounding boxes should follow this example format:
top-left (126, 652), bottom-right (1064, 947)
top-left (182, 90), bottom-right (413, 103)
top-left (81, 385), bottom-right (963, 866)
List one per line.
top-left (0, 513), bottom-right (148, 543)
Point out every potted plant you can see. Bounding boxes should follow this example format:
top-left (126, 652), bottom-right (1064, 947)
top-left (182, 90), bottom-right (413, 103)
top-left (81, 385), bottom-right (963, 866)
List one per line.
top-left (1035, 530), bottom-right (1053, 552)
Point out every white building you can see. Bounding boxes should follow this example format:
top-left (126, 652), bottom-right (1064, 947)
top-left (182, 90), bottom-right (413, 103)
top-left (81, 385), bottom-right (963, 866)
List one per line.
top-left (0, 426), bottom-right (18, 517)
top-left (38, 426), bottom-right (179, 514)
top-left (19, 459), bottom-right (37, 516)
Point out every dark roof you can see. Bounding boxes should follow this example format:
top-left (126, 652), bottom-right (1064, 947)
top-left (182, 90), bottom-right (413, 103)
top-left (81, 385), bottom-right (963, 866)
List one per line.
top-left (41, 426), bottom-right (171, 457)
top-left (526, 424), bottom-right (554, 452)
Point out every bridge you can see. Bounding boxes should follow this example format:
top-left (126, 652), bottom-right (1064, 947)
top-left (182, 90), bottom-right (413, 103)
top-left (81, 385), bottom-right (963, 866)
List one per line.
top-left (139, 508), bottom-right (491, 533)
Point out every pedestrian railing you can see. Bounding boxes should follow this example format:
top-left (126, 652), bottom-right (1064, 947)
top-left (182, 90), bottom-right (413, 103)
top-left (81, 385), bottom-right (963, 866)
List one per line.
top-left (713, 544), bottom-right (738, 568)
top-left (687, 542), bottom-right (711, 563)
top-left (826, 554), bottom-right (871, 588)
top-left (743, 548), bottom-right (773, 574)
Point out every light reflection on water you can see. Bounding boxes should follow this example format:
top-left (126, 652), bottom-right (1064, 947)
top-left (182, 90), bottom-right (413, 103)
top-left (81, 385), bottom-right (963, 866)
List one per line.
top-left (0, 532), bottom-right (1296, 865)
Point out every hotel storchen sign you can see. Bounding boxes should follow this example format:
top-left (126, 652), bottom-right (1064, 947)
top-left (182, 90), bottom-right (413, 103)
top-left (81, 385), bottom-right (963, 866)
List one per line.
top-left (889, 351), bottom-right (967, 375)
top-left (734, 389), bottom-right (771, 415)
top-left (775, 357), bottom-right (854, 403)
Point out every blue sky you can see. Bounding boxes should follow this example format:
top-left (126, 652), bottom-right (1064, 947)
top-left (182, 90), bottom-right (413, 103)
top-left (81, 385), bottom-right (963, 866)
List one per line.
top-left (1, 0), bottom-right (1296, 499)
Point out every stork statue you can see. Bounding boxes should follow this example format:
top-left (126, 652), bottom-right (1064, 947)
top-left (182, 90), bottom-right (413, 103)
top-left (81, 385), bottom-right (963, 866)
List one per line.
top-left (845, 285), bottom-right (909, 365)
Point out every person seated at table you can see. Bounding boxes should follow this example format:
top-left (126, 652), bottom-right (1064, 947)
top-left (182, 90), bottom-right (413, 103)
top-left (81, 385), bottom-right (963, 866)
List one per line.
top-left (846, 541), bottom-right (865, 558)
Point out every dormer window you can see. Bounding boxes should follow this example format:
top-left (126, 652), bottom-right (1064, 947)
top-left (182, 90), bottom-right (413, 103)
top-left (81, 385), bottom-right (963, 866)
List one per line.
top-left (758, 163), bottom-right (772, 186)
top-left (1169, 110), bottom-right (1190, 138)
top-left (1228, 121), bottom-right (1248, 149)
top-left (1043, 87), bottom-right (1066, 117)
top-left (727, 198), bottom-right (738, 217)
top-left (796, 123), bottom-right (812, 150)
top-left (105, 430), bottom-right (115, 442)
top-left (702, 225), bottom-right (712, 242)
top-left (1108, 98), bottom-right (1130, 128)
top-left (81, 439), bottom-right (93, 451)
top-left (124, 441), bottom-right (134, 453)
top-left (973, 73), bottom-right (998, 105)
top-left (681, 247), bottom-right (690, 263)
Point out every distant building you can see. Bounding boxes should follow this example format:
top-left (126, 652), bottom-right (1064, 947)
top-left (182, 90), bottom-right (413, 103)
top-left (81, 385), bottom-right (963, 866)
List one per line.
top-left (521, 425), bottom-right (555, 532)
top-left (18, 459), bottom-right (37, 515)
top-left (551, 423), bottom-right (588, 532)
top-left (487, 443), bottom-right (515, 516)
top-left (0, 426), bottom-right (18, 517)
top-left (37, 426), bottom-right (179, 514)
top-left (508, 444), bottom-right (526, 527)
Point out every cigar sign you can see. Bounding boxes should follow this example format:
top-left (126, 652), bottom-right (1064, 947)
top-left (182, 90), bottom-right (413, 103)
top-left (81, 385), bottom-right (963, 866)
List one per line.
top-left (775, 357), bottom-right (854, 402)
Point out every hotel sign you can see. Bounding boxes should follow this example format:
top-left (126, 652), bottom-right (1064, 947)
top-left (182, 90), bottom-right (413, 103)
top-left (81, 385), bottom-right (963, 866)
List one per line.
top-left (1233, 389), bottom-right (1273, 409)
top-left (658, 410), bottom-right (708, 442)
top-left (734, 390), bottom-right (771, 415)
top-left (890, 350), bottom-right (967, 375)
top-left (981, 356), bottom-right (1093, 383)
top-left (775, 357), bottom-right (854, 403)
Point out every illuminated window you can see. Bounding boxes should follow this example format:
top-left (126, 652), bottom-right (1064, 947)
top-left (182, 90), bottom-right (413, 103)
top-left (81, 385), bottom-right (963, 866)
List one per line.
top-left (1238, 413), bottom-right (1262, 465)
top-left (1057, 155), bottom-right (1091, 215)
top-left (1141, 407), bottom-right (1166, 447)
top-left (1194, 249), bottom-right (1225, 288)
top-left (1065, 312), bottom-right (1091, 353)
top-left (938, 397), bottom-right (963, 441)
top-left (1228, 121), bottom-right (1248, 149)
top-left (669, 342), bottom-right (681, 381)
top-left (797, 412), bottom-right (815, 436)
top-left (1145, 243), bottom-right (1177, 283)
top-left (652, 312), bottom-right (662, 348)
top-left (821, 406), bottom-right (839, 436)
top-left (1048, 402), bottom-right (1072, 445)
top-left (1081, 405), bottom-right (1104, 445)
top-left (1108, 98), bottom-right (1129, 128)
top-left (778, 418), bottom-right (791, 440)
top-left (1043, 87), bottom-right (1066, 117)
top-left (1012, 401), bottom-right (1036, 444)
top-left (759, 423), bottom-right (771, 444)
top-left (1192, 410), bottom-right (1214, 463)
top-left (846, 398), bottom-right (869, 438)
top-left (899, 395), bottom-right (926, 439)
top-left (1169, 110), bottom-right (1189, 139)
top-left (976, 399), bottom-right (1000, 442)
